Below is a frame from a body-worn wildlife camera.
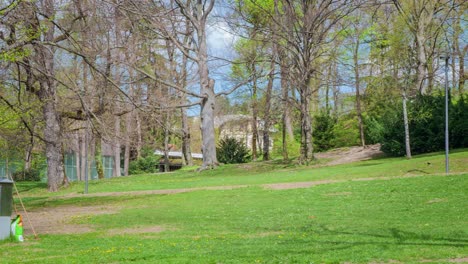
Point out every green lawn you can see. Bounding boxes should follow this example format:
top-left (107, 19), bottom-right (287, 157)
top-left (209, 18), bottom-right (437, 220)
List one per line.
top-left (2, 150), bottom-right (468, 263)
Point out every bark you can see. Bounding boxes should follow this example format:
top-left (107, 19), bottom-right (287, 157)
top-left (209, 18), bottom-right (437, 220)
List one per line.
top-left (180, 42), bottom-right (193, 166)
top-left (163, 110), bottom-right (170, 172)
top-left (181, 107), bottom-right (193, 166)
top-left (41, 87), bottom-right (66, 191)
top-left (353, 37), bottom-right (366, 147)
top-left (37, 0), bottom-right (67, 191)
top-left (415, 29), bottom-right (428, 94)
top-left (402, 89), bottom-right (411, 159)
top-left (95, 135), bottom-right (104, 179)
top-left (280, 54), bottom-right (293, 161)
top-left (454, 12), bottom-right (467, 95)
top-left (135, 110), bottom-right (142, 159)
top-left (124, 111), bottom-right (131, 176)
top-left (251, 72), bottom-right (259, 161)
top-left (24, 139), bottom-right (33, 171)
top-left (262, 57), bottom-right (275, 161)
top-left (299, 77), bottom-right (313, 164)
top-left (195, 1), bottom-right (218, 169)
top-left (114, 115), bottom-right (121, 177)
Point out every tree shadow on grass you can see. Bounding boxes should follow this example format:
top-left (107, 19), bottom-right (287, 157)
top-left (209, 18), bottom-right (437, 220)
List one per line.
top-left (298, 223), bottom-right (468, 249)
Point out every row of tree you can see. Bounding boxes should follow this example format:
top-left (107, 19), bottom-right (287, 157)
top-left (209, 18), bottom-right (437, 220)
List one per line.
top-left (0, 0), bottom-right (466, 191)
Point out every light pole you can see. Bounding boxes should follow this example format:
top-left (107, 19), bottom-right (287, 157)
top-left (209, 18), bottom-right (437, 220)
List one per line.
top-left (441, 53), bottom-right (450, 174)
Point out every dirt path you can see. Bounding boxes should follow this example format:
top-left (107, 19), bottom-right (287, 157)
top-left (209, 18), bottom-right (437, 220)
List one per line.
top-left (314, 144), bottom-right (383, 165)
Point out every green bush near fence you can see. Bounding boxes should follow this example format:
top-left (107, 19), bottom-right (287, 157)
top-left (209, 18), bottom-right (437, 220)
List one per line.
top-left (11, 169), bottom-right (41, 181)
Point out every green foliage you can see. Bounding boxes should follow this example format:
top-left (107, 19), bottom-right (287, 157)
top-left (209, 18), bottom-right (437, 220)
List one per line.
top-left (313, 111), bottom-right (337, 152)
top-left (450, 95), bottom-right (468, 147)
top-left (331, 116), bottom-right (361, 148)
top-left (12, 169), bottom-right (40, 182)
top-left (217, 137), bottom-right (251, 164)
top-left (363, 115), bottom-right (385, 145)
top-left (373, 94), bottom-right (468, 156)
top-left (129, 155), bottom-right (160, 175)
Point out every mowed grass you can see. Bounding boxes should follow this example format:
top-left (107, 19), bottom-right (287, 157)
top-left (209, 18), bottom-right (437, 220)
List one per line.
top-left (16, 149), bottom-right (468, 198)
top-left (2, 150), bottom-right (468, 263)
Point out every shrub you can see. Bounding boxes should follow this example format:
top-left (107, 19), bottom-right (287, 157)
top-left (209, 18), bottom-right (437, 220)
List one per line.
top-left (12, 169), bottom-right (41, 181)
top-left (313, 111), bottom-right (337, 152)
top-left (129, 155), bottom-right (160, 175)
top-left (217, 137), bottom-right (251, 164)
top-left (375, 94), bottom-right (468, 156)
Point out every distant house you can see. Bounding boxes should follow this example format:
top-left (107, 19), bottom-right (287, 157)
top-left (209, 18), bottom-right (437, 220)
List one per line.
top-left (214, 114), bottom-right (277, 151)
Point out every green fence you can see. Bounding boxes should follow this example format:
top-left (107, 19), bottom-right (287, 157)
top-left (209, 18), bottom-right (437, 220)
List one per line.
top-left (2, 154), bottom-right (122, 182)
top-left (65, 153), bottom-right (120, 181)
top-left (0, 159), bottom-right (20, 180)
top-left (64, 153), bottom-right (78, 181)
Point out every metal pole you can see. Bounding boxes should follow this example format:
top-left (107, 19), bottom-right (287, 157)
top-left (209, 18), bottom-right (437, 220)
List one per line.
top-left (444, 55), bottom-right (449, 174)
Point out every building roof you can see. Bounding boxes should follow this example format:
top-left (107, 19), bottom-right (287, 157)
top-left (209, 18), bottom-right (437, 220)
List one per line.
top-left (154, 150), bottom-right (203, 159)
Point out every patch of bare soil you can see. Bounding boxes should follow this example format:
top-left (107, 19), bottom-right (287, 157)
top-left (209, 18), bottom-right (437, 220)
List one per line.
top-left (15, 205), bottom-right (118, 236)
top-left (57, 185), bottom-right (248, 200)
top-left (262, 180), bottom-right (340, 190)
top-left (315, 144), bottom-right (383, 166)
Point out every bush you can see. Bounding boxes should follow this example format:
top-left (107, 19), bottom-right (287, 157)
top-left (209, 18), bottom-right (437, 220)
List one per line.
top-left (12, 169), bottom-right (41, 181)
top-left (129, 155), bottom-right (160, 175)
top-left (217, 137), bottom-right (251, 164)
top-left (313, 112), bottom-right (337, 152)
top-left (375, 94), bottom-right (468, 156)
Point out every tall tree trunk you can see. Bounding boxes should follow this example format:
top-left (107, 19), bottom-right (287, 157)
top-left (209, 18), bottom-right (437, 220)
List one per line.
top-left (114, 114), bottom-right (121, 177)
top-left (402, 89), bottom-right (411, 159)
top-left (124, 111), bottom-right (131, 176)
top-left (197, 9), bottom-right (218, 169)
top-left (251, 74), bottom-right (259, 161)
top-left (136, 110), bottom-right (142, 159)
top-left (299, 77), bottom-right (313, 164)
top-left (353, 37), bottom-right (366, 147)
top-left (181, 107), bottom-right (193, 166)
top-left (41, 87), bottom-right (66, 191)
top-left (280, 56), bottom-right (293, 161)
top-left (262, 57), bottom-right (275, 161)
top-left (38, 0), bottom-right (67, 191)
top-left (95, 135), bottom-right (104, 179)
top-left (177, 13), bottom-right (193, 167)
top-left (333, 61), bottom-right (339, 115)
top-left (163, 110), bottom-right (170, 172)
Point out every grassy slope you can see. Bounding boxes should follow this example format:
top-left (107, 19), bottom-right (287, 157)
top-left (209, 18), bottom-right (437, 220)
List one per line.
top-left (2, 150), bottom-right (468, 263)
top-left (17, 149), bottom-right (468, 197)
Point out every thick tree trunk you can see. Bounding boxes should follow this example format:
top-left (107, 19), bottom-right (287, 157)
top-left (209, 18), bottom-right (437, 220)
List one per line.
top-left (42, 88), bottom-right (66, 191)
top-left (37, 0), bottom-right (67, 191)
top-left (198, 18), bottom-right (218, 169)
top-left (299, 78), bottom-right (313, 164)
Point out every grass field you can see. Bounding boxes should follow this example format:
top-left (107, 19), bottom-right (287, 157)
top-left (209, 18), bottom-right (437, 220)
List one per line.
top-left (2, 150), bottom-right (468, 263)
